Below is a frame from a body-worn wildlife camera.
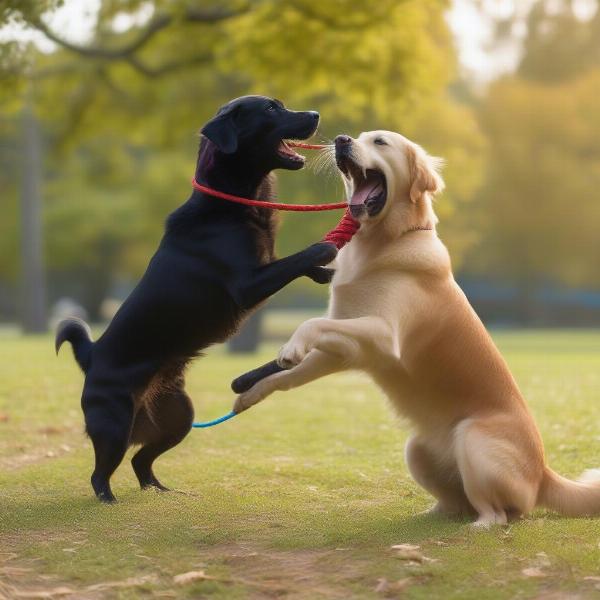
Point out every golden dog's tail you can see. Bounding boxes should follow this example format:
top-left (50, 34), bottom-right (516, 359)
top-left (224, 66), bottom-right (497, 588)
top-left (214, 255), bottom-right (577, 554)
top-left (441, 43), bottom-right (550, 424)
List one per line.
top-left (538, 467), bottom-right (600, 516)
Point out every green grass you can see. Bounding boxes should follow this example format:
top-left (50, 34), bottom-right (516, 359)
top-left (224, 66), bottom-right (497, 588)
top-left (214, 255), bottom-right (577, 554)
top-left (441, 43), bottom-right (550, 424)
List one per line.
top-left (2, 329), bottom-right (600, 598)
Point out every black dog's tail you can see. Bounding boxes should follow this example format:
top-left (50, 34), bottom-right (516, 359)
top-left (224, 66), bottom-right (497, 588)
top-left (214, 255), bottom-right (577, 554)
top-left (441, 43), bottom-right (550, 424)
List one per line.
top-left (55, 317), bottom-right (93, 373)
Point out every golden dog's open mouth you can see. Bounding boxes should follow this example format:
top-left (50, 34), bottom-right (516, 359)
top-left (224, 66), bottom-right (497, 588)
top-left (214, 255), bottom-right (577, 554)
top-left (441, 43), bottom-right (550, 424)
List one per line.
top-left (336, 153), bottom-right (387, 218)
top-left (348, 168), bottom-right (387, 219)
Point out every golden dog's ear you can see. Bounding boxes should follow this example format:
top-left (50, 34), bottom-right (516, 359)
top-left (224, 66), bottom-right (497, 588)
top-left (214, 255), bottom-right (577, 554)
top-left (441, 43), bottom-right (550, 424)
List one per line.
top-left (407, 145), bottom-right (445, 203)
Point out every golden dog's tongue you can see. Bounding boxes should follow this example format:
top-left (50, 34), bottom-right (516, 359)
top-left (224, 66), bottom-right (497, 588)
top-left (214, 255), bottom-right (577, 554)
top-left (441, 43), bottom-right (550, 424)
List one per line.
top-left (350, 176), bottom-right (384, 206)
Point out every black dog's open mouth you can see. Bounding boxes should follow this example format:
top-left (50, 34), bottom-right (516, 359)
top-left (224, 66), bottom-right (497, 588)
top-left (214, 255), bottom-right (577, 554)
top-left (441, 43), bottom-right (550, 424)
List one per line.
top-left (275, 113), bottom-right (319, 170)
top-left (277, 140), bottom-right (306, 165)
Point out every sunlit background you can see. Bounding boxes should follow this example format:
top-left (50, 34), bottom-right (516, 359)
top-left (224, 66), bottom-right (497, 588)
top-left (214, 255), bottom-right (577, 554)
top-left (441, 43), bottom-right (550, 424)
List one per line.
top-left (2, 0), bottom-right (600, 346)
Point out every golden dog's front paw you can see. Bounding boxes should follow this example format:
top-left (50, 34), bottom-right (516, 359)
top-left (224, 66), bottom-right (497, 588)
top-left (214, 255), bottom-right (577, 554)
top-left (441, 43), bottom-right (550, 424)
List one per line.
top-left (277, 320), bottom-right (320, 368)
top-left (277, 343), bottom-right (301, 369)
top-left (277, 338), bottom-right (308, 368)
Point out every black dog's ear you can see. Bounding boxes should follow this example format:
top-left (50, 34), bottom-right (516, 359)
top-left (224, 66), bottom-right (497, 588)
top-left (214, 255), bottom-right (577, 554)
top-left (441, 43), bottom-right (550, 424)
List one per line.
top-left (201, 109), bottom-right (238, 154)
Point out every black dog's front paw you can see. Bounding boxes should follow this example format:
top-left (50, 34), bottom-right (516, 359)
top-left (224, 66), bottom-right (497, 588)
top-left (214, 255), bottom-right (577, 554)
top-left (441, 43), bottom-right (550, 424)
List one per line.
top-left (305, 266), bottom-right (335, 284)
top-left (306, 242), bottom-right (338, 266)
top-left (231, 360), bottom-right (285, 394)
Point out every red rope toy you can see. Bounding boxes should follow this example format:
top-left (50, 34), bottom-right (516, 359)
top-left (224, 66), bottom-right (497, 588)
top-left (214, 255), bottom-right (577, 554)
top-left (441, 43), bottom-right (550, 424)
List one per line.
top-left (192, 142), bottom-right (360, 249)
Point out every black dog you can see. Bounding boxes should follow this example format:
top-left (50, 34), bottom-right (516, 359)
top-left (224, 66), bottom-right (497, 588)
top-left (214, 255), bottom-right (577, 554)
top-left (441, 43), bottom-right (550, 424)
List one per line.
top-left (56, 95), bottom-right (337, 502)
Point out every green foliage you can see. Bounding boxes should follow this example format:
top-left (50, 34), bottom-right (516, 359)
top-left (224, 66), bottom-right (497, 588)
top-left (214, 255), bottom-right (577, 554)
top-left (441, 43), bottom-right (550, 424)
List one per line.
top-left (476, 72), bottom-right (600, 286)
top-left (219, 0), bottom-right (453, 122)
top-left (471, 1), bottom-right (600, 290)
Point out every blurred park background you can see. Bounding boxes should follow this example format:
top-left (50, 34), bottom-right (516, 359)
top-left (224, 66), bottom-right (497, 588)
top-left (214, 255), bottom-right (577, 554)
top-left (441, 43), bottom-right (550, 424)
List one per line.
top-left (2, 0), bottom-right (600, 343)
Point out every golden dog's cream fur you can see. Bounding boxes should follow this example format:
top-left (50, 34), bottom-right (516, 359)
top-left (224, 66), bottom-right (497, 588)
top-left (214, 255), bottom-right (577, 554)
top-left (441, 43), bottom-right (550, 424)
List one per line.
top-left (235, 130), bottom-right (600, 526)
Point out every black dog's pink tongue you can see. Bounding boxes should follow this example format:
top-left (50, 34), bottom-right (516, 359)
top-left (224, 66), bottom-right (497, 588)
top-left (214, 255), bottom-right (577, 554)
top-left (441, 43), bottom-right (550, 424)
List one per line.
top-left (350, 177), bottom-right (383, 207)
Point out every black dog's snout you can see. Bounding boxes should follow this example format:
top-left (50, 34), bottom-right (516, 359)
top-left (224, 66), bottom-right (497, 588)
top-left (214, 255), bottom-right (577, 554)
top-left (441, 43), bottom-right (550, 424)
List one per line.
top-left (308, 111), bottom-right (320, 121)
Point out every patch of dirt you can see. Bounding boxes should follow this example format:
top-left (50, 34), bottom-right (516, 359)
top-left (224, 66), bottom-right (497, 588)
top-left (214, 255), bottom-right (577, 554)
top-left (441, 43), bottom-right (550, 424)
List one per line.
top-left (0, 541), bottom-right (393, 600)
top-left (196, 542), bottom-right (389, 599)
top-left (0, 548), bottom-right (158, 600)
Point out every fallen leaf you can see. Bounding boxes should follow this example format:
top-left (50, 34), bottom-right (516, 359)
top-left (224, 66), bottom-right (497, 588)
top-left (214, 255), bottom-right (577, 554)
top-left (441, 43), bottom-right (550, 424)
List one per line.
top-left (394, 548), bottom-right (425, 562)
top-left (173, 571), bottom-right (211, 585)
top-left (391, 544), bottom-right (437, 563)
top-left (375, 577), bottom-right (414, 596)
top-left (0, 413), bottom-right (9, 422)
top-left (522, 567), bottom-right (547, 578)
top-left (583, 576), bottom-right (600, 582)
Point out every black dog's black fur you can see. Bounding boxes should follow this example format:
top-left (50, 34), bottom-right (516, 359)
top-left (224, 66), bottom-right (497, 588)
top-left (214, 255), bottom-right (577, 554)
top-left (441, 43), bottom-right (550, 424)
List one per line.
top-left (56, 96), bottom-right (337, 502)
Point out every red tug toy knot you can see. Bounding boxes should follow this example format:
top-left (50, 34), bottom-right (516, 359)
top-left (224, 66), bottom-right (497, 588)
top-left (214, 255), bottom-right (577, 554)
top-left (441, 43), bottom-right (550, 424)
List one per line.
top-left (322, 209), bottom-right (360, 249)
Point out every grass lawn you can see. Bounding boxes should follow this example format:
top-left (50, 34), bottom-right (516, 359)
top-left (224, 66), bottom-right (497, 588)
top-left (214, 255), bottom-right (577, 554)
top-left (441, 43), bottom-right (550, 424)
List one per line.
top-left (2, 328), bottom-right (600, 599)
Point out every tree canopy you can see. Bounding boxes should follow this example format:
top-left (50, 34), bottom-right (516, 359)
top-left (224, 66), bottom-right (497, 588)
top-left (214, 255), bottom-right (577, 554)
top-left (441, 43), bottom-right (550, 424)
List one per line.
top-left (469, 0), bottom-right (600, 296)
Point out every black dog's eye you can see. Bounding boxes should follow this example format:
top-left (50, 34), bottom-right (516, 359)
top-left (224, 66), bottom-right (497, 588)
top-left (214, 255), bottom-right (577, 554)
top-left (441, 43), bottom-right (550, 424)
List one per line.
top-left (374, 137), bottom-right (387, 146)
top-left (266, 103), bottom-right (277, 112)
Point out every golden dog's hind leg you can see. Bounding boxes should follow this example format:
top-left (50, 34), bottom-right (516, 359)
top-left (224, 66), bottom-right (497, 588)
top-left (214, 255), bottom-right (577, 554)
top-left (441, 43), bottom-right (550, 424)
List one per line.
top-left (454, 417), bottom-right (539, 527)
top-left (405, 435), bottom-right (475, 518)
top-left (234, 350), bottom-right (344, 413)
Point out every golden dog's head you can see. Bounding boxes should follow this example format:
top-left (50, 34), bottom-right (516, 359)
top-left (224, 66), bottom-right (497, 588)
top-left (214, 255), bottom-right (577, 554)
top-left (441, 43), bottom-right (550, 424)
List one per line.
top-left (334, 131), bottom-right (444, 232)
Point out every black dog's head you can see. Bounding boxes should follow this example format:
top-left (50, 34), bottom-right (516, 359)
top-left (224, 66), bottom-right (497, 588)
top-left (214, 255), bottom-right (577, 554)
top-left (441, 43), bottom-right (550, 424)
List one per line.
top-left (200, 95), bottom-right (319, 173)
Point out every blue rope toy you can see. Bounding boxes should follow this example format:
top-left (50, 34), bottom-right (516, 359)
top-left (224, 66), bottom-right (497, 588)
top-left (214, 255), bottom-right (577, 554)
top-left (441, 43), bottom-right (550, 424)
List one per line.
top-left (192, 410), bottom-right (237, 428)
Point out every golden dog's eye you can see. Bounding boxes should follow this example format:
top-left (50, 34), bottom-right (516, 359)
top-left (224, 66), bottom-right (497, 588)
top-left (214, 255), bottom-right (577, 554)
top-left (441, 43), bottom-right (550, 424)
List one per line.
top-left (374, 137), bottom-right (387, 146)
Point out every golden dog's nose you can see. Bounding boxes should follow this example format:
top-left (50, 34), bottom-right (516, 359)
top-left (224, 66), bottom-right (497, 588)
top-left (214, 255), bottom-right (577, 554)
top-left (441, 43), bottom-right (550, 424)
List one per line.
top-left (335, 134), bottom-right (352, 146)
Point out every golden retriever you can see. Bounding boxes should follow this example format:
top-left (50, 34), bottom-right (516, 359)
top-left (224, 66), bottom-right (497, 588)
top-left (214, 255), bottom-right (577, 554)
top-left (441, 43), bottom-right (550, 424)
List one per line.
top-left (233, 130), bottom-right (600, 526)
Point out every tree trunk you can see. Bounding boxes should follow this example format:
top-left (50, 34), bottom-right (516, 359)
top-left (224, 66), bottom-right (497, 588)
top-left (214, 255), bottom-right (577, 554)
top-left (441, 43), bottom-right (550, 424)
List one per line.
top-left (20, 98), bottom-right (47, 333)
top-left (228, 309), bottom-right (263, 353)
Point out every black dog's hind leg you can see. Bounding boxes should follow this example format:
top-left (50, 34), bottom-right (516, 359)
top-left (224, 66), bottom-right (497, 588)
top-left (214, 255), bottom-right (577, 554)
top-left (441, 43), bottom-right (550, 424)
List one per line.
top-left (82, 383), bottom-right (134, 503)
top-left (237, 242), bottom-right (337, 309)
top-left (131, 388), bottom-right (194, 491)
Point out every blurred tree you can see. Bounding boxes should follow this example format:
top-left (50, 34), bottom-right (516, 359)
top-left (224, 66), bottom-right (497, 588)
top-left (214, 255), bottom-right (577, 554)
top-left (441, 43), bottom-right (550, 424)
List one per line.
top-left (518, 0), bottom-right (600, 82)
top-left (469, 0), bottom-right (600, 319)
top-left (0, 0), bottom-right (484, 318)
